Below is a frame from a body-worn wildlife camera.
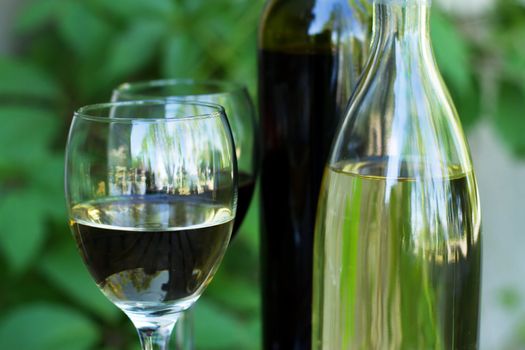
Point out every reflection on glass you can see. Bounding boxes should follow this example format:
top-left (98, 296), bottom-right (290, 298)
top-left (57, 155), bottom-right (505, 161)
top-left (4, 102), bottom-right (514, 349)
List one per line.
top-left (112, 79), bottom-right (259, 238)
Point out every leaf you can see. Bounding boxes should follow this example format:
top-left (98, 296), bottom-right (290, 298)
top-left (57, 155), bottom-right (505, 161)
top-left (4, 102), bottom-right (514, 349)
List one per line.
top-left (0, 303), bottom-right (99, 350)
top-left (194, 300), bottom-right (253, 349)
top-left (0, 107), bottom-right (59, 170)
top-left (0, 58), bottom-right (61, 100)
top-left (518, 318), bottom-right (525, 346)
top-left (227, 46), bottom-right (258, 99)
top-left (28, 154), bottom-right (67, 223)
top-left (492, 81), bottom-right (525, 156)
top-left (498, 22), bottom-right (525, 83)
top-left (503, 49), bottom-right (525, 83)
top-left (15, 0), bottom-right (61, 33)
top-left (57, 2), bottom-right (113, 58)
top-left (429, 11), bottom-right (481, 129)
top-left (127, 344), bottom-right (142, 350)
top-left (206, 14), bottom-right (236, 41)
top-left (91, 0), bottom-right (175, 21)
top-left (162, 35), bottom-right (204, 78)
top-left (431, 11), bottom-right (472, 94)
top-left (448, 80), bottom-right (481, 131)
top-left (38, 242), bottom-right (121, 323)
top-left (236, 184), bottom-right (260, 254)
top-left (499, 287), bottom-right (521, 311)
top-left (105, 20), bottom-right (166, 81)
top-left (206, 273), bottom-right (260, 314)
top-left (0, 190), bottom-right (47, 272)
top-left (246, 318), bottom-right (262, 347)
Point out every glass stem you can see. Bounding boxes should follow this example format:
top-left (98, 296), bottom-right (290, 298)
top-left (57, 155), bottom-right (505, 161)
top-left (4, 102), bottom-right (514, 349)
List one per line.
top-left (137, 323), bottom-right (176, 350)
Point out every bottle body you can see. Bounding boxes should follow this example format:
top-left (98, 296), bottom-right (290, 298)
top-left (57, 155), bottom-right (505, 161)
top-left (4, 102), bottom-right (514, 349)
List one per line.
top-left (312, 1), bottom-right (482, 349)
top-left (258, 0), bottom-right (369, 348)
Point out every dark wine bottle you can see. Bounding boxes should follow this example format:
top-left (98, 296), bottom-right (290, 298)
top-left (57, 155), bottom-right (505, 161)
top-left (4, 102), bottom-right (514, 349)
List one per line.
top-left (258, 0), bottom-right (369, 348)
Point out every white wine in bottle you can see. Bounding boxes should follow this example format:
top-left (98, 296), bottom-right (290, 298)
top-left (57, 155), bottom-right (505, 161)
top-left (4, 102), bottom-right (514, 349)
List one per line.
top-left (314, 160), bottom-right (481, 349)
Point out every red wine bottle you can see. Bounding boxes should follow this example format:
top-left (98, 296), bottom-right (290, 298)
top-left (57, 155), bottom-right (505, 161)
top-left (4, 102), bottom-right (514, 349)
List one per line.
top-left (258, 0), bottom-right (369, 348)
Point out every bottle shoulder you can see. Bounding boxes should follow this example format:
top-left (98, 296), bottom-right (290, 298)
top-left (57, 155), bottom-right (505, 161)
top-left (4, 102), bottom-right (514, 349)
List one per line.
top-left (331, 45), bottom-right (473, 176)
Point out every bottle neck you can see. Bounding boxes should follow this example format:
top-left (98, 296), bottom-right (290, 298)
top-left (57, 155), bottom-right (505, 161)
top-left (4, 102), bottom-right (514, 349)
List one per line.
top-left (372, 0), bottom-right (432, 54)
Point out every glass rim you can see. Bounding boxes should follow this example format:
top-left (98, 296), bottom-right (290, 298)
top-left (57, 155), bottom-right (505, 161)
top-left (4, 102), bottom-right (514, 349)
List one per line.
top-left (114, 78), bottom-right (247, 99)
top-left (73, 100), bottom-right (226, 123)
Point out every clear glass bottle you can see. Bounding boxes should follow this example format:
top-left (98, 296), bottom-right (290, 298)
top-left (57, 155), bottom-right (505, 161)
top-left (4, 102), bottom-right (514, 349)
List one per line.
top-left (258, 0), bottom-right (370, 348)
top-left (312, 0), bottom-right (482, 349)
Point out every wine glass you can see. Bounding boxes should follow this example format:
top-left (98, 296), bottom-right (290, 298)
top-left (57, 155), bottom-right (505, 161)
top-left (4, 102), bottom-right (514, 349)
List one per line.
top-left (112, 81), bottom-right (258, 349)
top-left (112, 79), bottom-right (258, 239)
top-left (65, 100), bottom-right (237, 350)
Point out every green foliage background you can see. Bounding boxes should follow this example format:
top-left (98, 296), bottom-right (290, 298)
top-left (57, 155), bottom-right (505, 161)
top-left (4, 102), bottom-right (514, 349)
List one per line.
top-left (0, 0), bottom-right (524, 349)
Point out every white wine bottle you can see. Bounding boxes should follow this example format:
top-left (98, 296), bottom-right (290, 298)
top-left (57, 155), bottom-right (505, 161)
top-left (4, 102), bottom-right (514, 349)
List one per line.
top-left (312, 0), bottom-right (482, 349)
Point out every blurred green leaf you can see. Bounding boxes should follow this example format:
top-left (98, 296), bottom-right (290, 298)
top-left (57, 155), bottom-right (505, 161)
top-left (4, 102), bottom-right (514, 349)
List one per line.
top-left (57, 2), bottom-right (113, 58)
top-left (429, 10), bottom-right (482, 130)
top-left (162, 35), bottom-right (204, 78)
top-left (228, 47), bottom-right (258, 101)
top-left (448, 81), bottom-right (481, 130)
top-left (0, 190), bottom-right (47, 272)
top-left (207, 15), bottom-right (236, 41)
top-left (0, 303), bottom-right (99, 350)
top-left (39, 242), bottom-right (121, 323)
top-left (194, 300), bottom-right (253, 349)
top-left (499, 287), bottom-right (521, 310)
top-left (493, 81), bottom-right (525, 156)
top-left (498, 22), bottom-right (525, 83)
top-left (511, 320), bottom-right (525, 350)
top-left (503, 49), bottom-right (525, 83)
top-left (15, 0), bottom-right (61, 33)
top-left (0, 58), bottom-right (61, 100)
top-left (0, 107), bottom-right (59, 170)
top-left (245, 318), bottom-right (262, 349)
top-left (127, 343), bottom-right (142, 350)
top-left (105, 20), bottom-right (166, 81)
top-left (207, 273), bottom-right (260, 314)
top-left (28, 154), bottom-right (67, 222)
top-left (431, 11), bottom-right (472, 94)
top-left (219, 237), bottom-right (259, 282)
top-left (237, 186), bottom-right (260, 254)
top-left (91, 0), bottom-right (175, 21)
